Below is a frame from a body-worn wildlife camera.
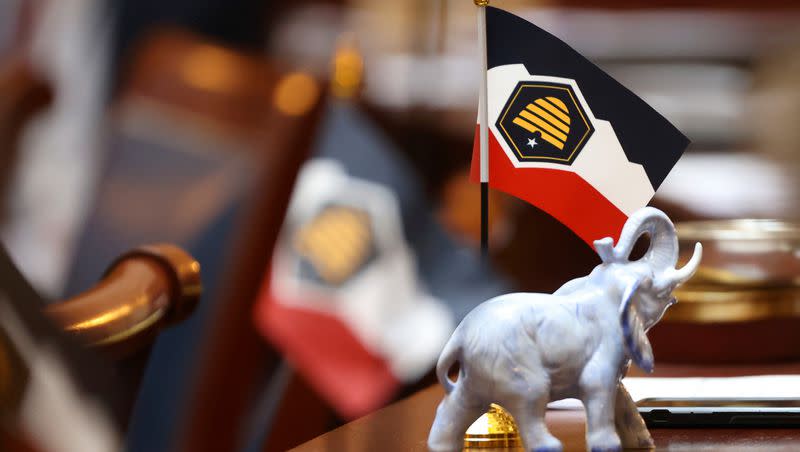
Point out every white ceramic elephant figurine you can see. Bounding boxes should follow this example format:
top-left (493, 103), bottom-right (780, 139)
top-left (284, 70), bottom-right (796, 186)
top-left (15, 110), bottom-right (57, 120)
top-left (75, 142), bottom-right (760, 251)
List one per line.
top-left (427, 207), bottom-right (702, 452)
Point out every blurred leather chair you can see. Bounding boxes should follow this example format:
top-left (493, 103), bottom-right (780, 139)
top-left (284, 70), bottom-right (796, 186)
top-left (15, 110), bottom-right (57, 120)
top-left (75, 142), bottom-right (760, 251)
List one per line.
top-left (60, 30), bottom-right (324, 452)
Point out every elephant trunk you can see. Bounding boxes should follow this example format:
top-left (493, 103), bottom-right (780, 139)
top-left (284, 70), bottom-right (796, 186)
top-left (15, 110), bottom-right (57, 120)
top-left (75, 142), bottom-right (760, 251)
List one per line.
top-left (612, 207), bottom-right (678, 274)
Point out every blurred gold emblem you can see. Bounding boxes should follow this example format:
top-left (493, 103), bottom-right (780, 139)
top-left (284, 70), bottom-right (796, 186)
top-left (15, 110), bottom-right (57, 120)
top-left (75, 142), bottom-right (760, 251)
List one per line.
top-left (294, 206), bottom-right (373, 285)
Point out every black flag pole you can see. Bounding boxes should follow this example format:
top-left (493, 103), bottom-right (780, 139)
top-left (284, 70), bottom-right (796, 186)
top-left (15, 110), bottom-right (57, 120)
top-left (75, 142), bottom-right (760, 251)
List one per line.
top-left (481, 182), bottom-right (488, 258)
top-left (476, 0), bottom-right (490, 259)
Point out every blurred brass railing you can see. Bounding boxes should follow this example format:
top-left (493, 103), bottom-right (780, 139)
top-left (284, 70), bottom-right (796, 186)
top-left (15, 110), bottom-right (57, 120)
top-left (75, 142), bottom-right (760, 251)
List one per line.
top-left (44, 244), bottom-right (201, 358)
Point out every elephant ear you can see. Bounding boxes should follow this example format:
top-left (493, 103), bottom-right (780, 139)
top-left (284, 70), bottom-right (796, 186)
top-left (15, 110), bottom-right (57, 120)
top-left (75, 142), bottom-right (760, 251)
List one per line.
top-left (619, 278), bottom-right (654, 373)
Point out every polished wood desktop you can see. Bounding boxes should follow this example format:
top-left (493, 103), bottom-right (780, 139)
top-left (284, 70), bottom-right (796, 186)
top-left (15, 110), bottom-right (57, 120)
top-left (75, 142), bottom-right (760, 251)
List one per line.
top-left (293, 363), bottom-right (800, 452)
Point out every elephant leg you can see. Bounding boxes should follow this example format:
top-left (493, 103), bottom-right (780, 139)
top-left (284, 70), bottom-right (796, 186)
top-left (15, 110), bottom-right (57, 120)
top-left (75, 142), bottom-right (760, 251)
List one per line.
top-left (581, 385), bottom-right (621, 452)
top-left (504, 396), bottom-right (562, 452)
top-left (614, 384), bottom-right (654, 449)
top-left (427, 386), bottom-right (487, 452)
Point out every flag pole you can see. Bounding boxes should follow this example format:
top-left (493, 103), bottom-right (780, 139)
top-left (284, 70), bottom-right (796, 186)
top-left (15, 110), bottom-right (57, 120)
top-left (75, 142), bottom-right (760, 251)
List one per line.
top-left (476, 0), bottom-right (489, 260)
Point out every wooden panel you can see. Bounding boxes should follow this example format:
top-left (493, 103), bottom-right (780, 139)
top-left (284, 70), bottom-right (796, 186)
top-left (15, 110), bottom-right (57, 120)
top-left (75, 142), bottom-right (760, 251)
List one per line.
top-left (553, 0), bottom-right (800, 9)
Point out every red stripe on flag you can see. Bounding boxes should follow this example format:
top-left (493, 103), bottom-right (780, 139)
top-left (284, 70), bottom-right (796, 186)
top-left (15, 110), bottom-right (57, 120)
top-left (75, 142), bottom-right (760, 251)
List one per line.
top-left (253, 279), bottom-right (399, 420)
top-left (470, 125), bottom-right (627, 247)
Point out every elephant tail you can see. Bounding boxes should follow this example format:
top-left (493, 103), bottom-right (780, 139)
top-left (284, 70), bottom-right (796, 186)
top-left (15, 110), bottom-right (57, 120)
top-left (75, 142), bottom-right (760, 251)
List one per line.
top-left (436, 334), bottom-right (462, 394)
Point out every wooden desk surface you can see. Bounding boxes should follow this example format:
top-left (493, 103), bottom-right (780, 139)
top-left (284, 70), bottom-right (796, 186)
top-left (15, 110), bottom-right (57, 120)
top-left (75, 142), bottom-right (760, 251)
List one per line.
top-left (293, 363), bottom-right (800, 452)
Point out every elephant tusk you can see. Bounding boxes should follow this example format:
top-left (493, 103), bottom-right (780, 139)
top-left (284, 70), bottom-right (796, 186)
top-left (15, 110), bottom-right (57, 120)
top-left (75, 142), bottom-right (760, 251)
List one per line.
top-left (655, 242), bottom-right (703, 291)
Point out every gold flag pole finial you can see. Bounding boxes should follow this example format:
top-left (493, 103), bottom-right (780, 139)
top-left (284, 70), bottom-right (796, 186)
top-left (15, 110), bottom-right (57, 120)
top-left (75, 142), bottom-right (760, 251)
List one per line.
top-left (474, 0), bottom-right (490, 6)
top-left (464, 403), bottom-right (522, 449)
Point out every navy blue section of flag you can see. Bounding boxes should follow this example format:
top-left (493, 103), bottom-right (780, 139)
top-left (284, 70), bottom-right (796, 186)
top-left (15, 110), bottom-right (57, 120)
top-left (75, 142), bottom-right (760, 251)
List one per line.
top-left (485, 6), bottom-right (689, 190)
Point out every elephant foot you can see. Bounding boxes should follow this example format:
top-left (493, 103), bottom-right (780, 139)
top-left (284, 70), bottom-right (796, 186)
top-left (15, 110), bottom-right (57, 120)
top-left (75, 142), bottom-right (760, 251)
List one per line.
top-left (524, 427), bottom-right (562, 452)
top-left (427, 392), bottom-right (486, 451)
top-left (427, 420), bottom-right (461, 451)
top-left (427, 425), bottom-right (469, 452)
top-left (427, 445), bottom-right (459, 452)
top-left (587, 429), bottom-right (621, 452)
top-left (589, 447), bottom-right (622, 452)
top-left (533, 447), bottom-right (563, 452)
top-left (426, 439), bottom-right (460, 451)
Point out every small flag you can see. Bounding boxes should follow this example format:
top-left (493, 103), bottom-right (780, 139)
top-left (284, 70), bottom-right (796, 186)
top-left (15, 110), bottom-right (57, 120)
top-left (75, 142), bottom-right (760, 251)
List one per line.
top-left (255, 101), bottom-right (508, 419)
top-left (471, 6), bottom-right (689, 247)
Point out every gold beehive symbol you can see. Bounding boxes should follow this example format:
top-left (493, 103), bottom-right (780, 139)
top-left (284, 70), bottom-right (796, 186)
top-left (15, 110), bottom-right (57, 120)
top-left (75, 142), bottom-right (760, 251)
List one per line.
top-left (512, 96), bottom-right (571, 150)
top-left (293, 206), bottom-right (373, 285)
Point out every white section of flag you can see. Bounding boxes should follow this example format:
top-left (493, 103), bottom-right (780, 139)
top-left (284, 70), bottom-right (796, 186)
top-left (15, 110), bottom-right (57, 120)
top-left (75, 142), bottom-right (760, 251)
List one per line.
top-left (485, 64), bottom-right (655, 215)
top-left (271, 159), bottom-right (454, 381)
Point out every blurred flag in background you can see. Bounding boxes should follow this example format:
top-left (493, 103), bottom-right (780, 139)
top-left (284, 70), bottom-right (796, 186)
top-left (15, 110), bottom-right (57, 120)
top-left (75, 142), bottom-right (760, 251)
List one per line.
top-left (255, 100), bottom-right (508, 419)
top-left (472, 6), bottom-right (690, 247)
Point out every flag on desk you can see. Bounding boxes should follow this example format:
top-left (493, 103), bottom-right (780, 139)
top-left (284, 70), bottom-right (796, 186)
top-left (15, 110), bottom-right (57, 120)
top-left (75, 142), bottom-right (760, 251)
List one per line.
top-left (254, 101), bottom-right (507, 419)
top-left (471, 7), bottom-right (689, 246)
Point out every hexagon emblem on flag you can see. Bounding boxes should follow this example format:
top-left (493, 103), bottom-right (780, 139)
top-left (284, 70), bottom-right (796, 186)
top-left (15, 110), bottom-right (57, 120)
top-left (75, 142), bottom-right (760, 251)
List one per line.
top-left (496, 81), bottom-right (594, 165)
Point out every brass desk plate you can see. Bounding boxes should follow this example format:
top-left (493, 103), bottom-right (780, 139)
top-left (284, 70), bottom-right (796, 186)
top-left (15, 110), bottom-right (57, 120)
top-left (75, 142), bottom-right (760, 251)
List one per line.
top-left (668, 219), bottom-right (800, 324)
top-left (463, 404), bottom-right (523, 450)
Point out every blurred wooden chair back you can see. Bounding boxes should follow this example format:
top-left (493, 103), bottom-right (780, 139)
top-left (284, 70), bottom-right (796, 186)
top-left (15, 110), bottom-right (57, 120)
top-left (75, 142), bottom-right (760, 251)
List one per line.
top-left (60, 30), bottom-right (324, 452)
